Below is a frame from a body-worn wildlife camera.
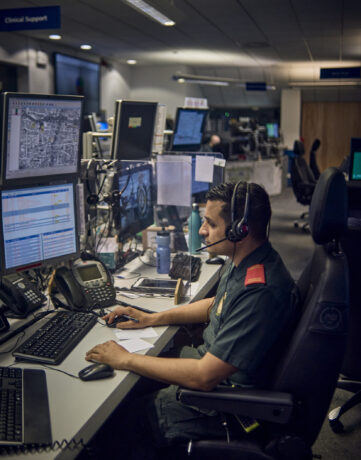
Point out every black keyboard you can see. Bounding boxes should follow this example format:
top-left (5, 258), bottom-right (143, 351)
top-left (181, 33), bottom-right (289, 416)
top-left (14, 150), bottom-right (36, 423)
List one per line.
top-left (13, 311), bottom-right (97, 365)
top-left (0, 367), bottom-right (51, 445)
top-left (169, 253), bottom-right (202, 282)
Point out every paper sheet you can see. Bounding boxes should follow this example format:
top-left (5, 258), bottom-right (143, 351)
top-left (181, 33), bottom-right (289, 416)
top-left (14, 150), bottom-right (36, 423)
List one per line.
top-left (117, 338), bottom-right (154, 353)
top-left (156, 155), bottom-right (192, 207)
top-left (195, 155), bottom-right (214, 183)
top-left (115, 327), bottom-right (158, 340)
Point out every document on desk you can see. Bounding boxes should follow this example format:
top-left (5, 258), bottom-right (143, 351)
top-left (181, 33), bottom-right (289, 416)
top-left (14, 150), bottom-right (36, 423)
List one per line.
top-left (115, 327), bottom-right (158, 340)
top-left (117, 338), bottom-right (154, 352)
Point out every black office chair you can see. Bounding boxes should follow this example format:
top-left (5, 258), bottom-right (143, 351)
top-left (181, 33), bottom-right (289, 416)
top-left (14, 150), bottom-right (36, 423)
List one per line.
top-left (309, 139), bottom-right (321, 180)
top-left (328, 183), bottom-right (361, 433)
top-left (290, 140), bottom-right (317, 231)
top-left (177, 167), bottom-right (349, 460)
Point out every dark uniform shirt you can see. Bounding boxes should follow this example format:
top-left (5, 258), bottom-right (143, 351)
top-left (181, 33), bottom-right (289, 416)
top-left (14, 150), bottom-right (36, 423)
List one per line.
top-left (196, 240), bottom-right (299, 386)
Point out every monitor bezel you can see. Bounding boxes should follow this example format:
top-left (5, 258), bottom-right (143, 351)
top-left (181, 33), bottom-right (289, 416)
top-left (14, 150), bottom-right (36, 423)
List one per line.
top-left (0, 179), bottom-right (80, 275)
top-left (113, 162), bottom-right (154, 241)
top-left (349, 138), bottom-right (361, 181)
top-left (171, 107), bottom-right (209, 152)
top-left (1, 92), bottom-right (84, 187)
top-left (111, 100), bottom-right (158, 161)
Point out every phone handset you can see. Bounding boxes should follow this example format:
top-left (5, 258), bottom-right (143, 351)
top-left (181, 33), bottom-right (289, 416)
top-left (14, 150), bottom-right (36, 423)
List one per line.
top-left (54, 259), bottom-right (116, 311)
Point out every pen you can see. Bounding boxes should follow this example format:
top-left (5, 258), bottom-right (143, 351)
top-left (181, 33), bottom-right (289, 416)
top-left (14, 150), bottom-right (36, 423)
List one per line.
top-left (121, 314), bottom-right (139, 323)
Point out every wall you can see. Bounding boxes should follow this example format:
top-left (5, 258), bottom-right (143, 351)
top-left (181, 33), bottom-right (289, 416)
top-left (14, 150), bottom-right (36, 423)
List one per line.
top-left (301, 102), bottom-right (361, 171)
top-left (130, 65), bottom-right (204, 119)
top-left (280, 89), bottom-right (301, 149)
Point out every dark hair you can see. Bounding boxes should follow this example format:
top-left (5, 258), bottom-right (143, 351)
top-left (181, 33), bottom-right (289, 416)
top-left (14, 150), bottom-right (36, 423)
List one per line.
top-left (205, 182), bottom-right (271, 241)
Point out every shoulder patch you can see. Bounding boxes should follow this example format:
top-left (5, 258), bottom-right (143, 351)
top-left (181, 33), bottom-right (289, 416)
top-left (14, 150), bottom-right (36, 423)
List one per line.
top-left (245, 264), bottom-right (266, 286)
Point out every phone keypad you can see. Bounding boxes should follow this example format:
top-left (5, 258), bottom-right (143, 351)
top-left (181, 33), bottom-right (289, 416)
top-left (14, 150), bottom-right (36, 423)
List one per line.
top-left (85, 284), bottom-right (116, 307)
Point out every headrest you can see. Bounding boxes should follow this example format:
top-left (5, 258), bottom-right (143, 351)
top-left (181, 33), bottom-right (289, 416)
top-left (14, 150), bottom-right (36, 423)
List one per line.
top-left (311, 138), bottom-right (321, 152)
top-left (293, 140), bottom-right (305, 156)
top-left (309, 167), bottom-right (348, 245)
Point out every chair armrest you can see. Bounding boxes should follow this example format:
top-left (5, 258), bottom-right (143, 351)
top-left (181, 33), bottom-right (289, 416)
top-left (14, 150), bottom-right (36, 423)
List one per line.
top-left (177, 386), bottom-right (294, 424)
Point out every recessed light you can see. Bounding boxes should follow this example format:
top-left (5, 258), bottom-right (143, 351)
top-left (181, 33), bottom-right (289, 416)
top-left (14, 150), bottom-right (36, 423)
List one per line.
top-left (80, 44), bottom-right (92, 50)
top-left (49, 34), bottom-right (62, 40)
top-left (127, 59), bottom-right (137, 65)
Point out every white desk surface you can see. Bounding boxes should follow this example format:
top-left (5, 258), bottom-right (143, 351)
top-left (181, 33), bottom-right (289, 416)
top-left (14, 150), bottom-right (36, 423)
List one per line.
top-left (0, 256), bottom-right (224, 459)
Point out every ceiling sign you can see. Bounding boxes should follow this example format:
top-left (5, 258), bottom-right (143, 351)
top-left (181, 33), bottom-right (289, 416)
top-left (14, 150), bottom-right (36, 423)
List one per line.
top-left (0, 6), bottom-right (61, 32)
top-left (320, 67), bottom-right (361, 79)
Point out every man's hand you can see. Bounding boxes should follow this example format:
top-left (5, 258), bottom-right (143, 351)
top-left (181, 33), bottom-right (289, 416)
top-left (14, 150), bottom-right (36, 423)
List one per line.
top-left (86, 340), bottom-right (129, 369)
top-left (103, 306), bottom-right (153, 329)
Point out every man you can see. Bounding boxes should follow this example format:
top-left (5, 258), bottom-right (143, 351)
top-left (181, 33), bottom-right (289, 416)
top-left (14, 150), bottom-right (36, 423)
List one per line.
top-left (86, 182), bottom-right (299, 457)
top-left (202, 134), bottom-right (221, 152)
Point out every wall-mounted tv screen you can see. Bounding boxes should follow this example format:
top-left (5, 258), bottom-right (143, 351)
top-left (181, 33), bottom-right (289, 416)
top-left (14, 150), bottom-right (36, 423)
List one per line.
top-left (54, 53), bottom-right (100, 115)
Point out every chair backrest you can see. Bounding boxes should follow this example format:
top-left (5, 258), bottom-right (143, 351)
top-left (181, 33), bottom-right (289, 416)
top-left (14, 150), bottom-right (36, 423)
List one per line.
top-left (309, 139), bottom-right (321, 180)
top-left (290, 147), bottom-right (316, 205)
top-left (270, 167), bottom-right (349, 445)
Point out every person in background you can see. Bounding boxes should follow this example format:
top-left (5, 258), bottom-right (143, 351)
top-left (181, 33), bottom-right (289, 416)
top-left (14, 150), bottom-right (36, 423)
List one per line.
top-left (202, 133), bottom-right (221, 152)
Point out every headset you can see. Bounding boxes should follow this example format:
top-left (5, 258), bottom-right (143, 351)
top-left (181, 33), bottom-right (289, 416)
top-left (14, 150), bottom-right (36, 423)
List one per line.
top-left (226, 181), bottom-right (250, 242)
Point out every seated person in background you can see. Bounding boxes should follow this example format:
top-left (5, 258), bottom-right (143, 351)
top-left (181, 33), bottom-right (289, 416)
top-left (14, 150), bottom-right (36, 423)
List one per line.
top-left (202, 133), bottom-right (221, 152)
top-left (86, 181), bottom-right (299, 459)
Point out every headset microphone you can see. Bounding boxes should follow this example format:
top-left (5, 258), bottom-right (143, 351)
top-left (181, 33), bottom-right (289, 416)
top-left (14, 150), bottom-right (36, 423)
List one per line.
top-left (196, 237), bottom-right (228, 252)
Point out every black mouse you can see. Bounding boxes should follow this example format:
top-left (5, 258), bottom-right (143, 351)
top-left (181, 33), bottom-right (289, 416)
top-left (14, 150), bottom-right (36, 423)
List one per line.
top-left (79, 363), bottom-right (115, 381)
top-left (105, 316), bottom-right (127, 328)
top-left (206, 257), bottom-right (225, 265)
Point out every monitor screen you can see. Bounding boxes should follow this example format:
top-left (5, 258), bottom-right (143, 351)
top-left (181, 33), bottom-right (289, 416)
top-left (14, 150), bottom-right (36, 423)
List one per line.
top-left (114, 163), bottom-right (153, 240)
top-left (1, 92), bottom-right (83, 185)
top-left (0, 182), bottom-right (79, 273)
top-left (54, 53), bottom-right (100, 115)
top-left (350, 138), bottom-right (361, 180)
top-left (171, 108), bottom-right (209, 151)
top-left (266, 123), bottom-right (279, 138)
top-left (111, 100), bottom-right (158, 161)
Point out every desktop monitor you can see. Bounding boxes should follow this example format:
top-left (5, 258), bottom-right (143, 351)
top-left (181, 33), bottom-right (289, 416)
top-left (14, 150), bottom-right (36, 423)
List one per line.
top-left (1, 92), bottom-right (83, 186)
top-left (171, 108), bottom-right (209, 152)
top-left (349, 138), bottom-right (361, 180)
top-left (111, 100), bottom-right (158, 161)
top-left (0, 181), bottom-right (79, 273)
top-left (113, 163), bottom-right (153, 241)
top-left (266, 123), bottom-right (279, 138)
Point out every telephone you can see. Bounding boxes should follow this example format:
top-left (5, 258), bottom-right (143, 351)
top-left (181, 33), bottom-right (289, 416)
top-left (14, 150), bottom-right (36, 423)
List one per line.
top-left (53, 259), bottom-right (116, 311)
top-left (0, 273), bottom-right (47, 318)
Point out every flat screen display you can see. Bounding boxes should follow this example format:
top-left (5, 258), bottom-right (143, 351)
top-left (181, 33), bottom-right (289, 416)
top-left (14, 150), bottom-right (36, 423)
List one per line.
top-left (266, 123), bottom-right (279, 138)
top-left (0, 182), bottom-right (79, 273)
top-left (111, 100), bottom-right (158, 160)
top-left (350, 138), bottom-right (361, 180)
top-left (54, 53), bottom-right (99, 115)
top-left (114, 163), bottom-right (153, 240)
top-left (171, 108), bottom-right (209, 151)
top-left (1, 92), bottom-right (83, 185)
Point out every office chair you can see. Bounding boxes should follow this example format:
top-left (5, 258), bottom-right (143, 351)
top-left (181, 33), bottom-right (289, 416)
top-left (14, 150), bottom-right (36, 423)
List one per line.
top-left (177, 167), bottom-right (349, 460)
top-left (328, 183), bottom-right (361, 433)
top-left (309, 139), bottom-right (321, 180)
top-left (290, 140), bottom-right (317, 231)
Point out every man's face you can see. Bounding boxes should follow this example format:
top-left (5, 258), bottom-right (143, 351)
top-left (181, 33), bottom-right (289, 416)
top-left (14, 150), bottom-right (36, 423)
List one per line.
top-left (199, 200), bottom-right (233, 257)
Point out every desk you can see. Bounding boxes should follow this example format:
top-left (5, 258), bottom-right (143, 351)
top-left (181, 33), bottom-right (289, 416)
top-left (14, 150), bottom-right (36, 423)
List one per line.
top-left (0, 257), bottom-right (223, 459)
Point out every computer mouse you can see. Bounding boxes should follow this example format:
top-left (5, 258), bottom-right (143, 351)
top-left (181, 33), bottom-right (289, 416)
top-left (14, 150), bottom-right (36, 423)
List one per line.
top-left (205, 257), bottom-right (225, 265)
top-left (78, 363), bottom-right (115, 381)
top-left (105, 316), bottom-right (127, 328)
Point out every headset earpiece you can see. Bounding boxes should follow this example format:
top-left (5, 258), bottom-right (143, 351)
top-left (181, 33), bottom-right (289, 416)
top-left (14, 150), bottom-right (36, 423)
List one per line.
top-left (226, 181), bottom-right (250, 242)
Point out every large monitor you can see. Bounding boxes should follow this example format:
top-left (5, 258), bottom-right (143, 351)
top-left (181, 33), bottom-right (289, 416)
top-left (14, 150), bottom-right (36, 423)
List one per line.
top-left (266, 123), bottom-right (279, 139)
top-left (54, 53), bottom-right (100, 115)
top-left (113, 163), bottom-right (153, 241)
top-left (0, 181), bottom-right (79, 273)
top-left (171, 108), bottom-right (209, 151)
top-left (1, 92), bottom-right (83, 186)
top-left (349, 138), bottom-right (361, 180)
top-left (111, 100), bottom-right (158, 161)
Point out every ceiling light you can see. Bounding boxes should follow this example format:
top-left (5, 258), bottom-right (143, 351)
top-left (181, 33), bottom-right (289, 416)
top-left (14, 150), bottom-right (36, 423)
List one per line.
top-left (173, 74), bottom-right (276, 90)
top-left (124, 0), bottom-right (175, 26)
top-left (49, 34), bottom-right (61, 40)
top-left (80, 44), bottom-right (92, 50)
top-left (127, 59), bottom-right (137, 65)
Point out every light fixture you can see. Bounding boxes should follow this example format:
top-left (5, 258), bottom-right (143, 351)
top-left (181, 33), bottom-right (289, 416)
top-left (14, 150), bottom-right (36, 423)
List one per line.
top-left (123, 0), bottom-right (175, 26)
top-left (80, 44), bottom-right (92, 50)
top-left (126, 59), bottom-right (137, 65)
top-left (172, 74), bottom-right (276, 90)
top-left (49, 34), bottom-right (61, 40)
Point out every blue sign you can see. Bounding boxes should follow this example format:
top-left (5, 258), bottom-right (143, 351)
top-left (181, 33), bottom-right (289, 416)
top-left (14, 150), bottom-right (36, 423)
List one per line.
top-left (246, 82), bottom-right (267, 91)
top-left (0, 6), bottom-right (61, 32)
top-left (320, 67), bottom-right (361, 79)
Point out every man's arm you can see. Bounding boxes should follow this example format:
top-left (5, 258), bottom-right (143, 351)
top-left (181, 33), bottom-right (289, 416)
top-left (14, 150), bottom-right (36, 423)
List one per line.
top-left (86, 342), bottom-right (237, 391)
top-left (104, 296), bottom-right (215, 329)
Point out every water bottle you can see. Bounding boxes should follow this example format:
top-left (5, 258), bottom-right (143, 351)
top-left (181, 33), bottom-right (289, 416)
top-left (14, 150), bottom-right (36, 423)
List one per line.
top-left (188, 203), bottom-right (202, 254)
top-left (156, 230), bottom-right (171, 274)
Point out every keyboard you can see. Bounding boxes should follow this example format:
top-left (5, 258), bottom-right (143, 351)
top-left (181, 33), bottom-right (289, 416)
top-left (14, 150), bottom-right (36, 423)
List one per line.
top-left (13, 311), bottom-right (97, 365)
top-left (169, 253), bottom-right (202, 282)
top-left (0, 367), bottom-right (52, 445)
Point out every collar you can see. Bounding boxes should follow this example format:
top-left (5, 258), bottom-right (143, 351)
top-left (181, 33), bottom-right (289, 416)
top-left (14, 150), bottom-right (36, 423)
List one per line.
top-left (232, 241), bottom-right (272, 281)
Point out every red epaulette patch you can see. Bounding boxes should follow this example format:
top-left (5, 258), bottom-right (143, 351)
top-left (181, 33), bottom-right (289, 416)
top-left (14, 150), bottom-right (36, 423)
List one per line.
top-left (245, 264), bottom-right (266, 286)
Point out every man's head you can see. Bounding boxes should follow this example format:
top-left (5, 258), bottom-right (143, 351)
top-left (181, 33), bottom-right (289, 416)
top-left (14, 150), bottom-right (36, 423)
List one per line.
top-left (209, 134), bottom-right (221, 148)
top-left (200, 182), bottom-right (271, 256)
